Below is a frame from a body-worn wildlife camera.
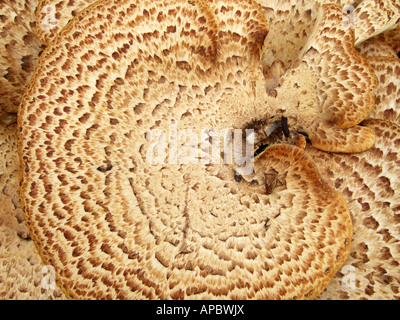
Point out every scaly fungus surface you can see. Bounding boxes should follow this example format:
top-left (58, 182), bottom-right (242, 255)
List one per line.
top-left (18, 0), bottom-right (354, 299)
top-left (0, 0), bottom-right (399, 299)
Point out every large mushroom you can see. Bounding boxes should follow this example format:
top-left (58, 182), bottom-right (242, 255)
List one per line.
top-left (0, 0), bottom-right (398, 300)
top-left (18, 0), bottom-right (353, 299)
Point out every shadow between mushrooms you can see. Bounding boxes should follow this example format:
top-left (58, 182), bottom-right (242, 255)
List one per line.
top-left (17, 0), bottom-right (356, 299)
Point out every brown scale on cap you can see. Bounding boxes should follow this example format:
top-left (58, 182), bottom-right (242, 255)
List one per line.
top-left (18, 0), bottom-right (353, 299)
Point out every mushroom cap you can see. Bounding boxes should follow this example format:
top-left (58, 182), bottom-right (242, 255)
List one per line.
top-left (308, 119), bottom-right (400, 299)
top-left (0, 0), bottom-right (44, 115)
top-left (18, 0), bottom-right (352, 299)
top-left (377, 24), bottom-right (400, 54)
top-left (354, 0), bottom-right (400, 46)
top-left (0, 1), bottom-right (65, 298)
top-left (294, 4), bottom-right (377, 129)
top-left (366, 56), bottom-right (400, 124)
top-left (0, 122), bottom-right (65, 299)
top-left (256, 0), bottom-right (317, 72)
top-left (254, 0), bottom-right (353, 74)
top-left (307, 122), bottom-right (376, 154)
top-left (258, 3), bottom-right (378, 153)
top-left (356, 37), bottom-right (399, 59)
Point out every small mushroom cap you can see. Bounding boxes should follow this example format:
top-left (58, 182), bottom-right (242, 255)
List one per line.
top-left (18, 0), bottom-right (352, 299)
top-left (299, 4), bottom-right (377, 129)
top-left (256, 0), bottom-right (317, 72)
